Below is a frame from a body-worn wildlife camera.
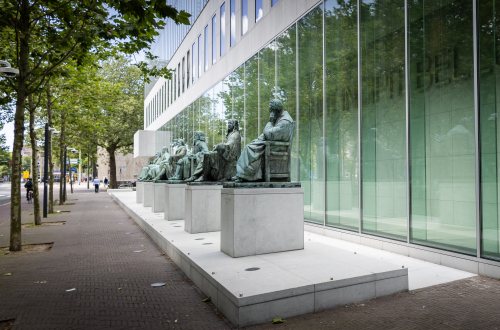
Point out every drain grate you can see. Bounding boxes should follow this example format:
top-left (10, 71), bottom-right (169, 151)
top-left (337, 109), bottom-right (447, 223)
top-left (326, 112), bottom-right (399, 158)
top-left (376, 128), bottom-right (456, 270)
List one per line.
top-left (195, 238), bottom-right (205, 240)
top-left (245, 267), bottom-right (260, 271)
top-left (173, 225), bottom-right (181, 227)
top-left (202, 242), bottom-right (213, 245)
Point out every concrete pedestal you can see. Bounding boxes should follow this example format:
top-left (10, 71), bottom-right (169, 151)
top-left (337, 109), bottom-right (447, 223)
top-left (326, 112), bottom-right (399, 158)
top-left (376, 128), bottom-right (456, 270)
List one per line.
top-left (185, 183), bottom-right (222, 234)
top-left (143, 182), bottom-right (154, 207)
top-left (135, 181), bottom-right (144, 203)
top-left (221, 186), bottom-right (304, 257)
top-left (164, 183), bottom-right (187, 221)
top-left (153, 182), bottom-right (167, 212)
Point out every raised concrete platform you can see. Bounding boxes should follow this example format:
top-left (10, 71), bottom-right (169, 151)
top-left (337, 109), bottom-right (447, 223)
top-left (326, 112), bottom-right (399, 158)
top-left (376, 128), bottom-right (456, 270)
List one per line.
top-left (105, 190), bottom-right (453, 327)
top-left (185, 183), bottom-right (222, 234)
top-left (221, 186), bottom-right (304, 257)
top-left (143, 181), bottom-right (154, 207)
top-left (135, 181), bottom-right (144, 203)
top-left (164, 182), bottom-right (187, 221)
top-left (153, 181), bottom-right (167, 212)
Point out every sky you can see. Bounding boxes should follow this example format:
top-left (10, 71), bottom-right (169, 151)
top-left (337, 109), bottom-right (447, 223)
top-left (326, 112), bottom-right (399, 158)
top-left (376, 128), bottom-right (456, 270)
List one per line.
top-left (1, 121), bottom-right (14, 151)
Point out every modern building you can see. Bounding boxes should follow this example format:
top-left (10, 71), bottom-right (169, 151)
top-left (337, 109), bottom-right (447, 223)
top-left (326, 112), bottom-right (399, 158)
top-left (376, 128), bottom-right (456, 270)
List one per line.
top-left (135, 0), bottom-right (500, 277)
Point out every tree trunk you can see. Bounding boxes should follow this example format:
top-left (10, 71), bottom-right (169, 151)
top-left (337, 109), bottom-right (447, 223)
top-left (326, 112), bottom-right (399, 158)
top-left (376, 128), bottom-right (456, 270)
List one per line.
top-left (28, 95), bottom-right (41, 225)
top-left (47, 83), bottom-right (54, 213)
top-left (59, 111), bottom-right (65, 205)
top-left (10, 0), bottom-right (30, 251)
top-left (107, 146), bottom-right (117, 189)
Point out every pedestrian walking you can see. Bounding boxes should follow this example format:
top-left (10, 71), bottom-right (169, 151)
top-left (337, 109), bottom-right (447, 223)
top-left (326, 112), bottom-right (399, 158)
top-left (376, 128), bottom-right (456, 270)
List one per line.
top-left (93, 177), bottom-right (100, 193)
top-left (104, 177), bottom-right (109, 188)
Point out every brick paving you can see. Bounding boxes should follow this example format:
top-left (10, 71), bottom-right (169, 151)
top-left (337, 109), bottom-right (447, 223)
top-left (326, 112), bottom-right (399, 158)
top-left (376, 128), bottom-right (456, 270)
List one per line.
top-left (0, 186), bottom-right (231, 330)
top-left (1, 185), bottom-right (500, 329)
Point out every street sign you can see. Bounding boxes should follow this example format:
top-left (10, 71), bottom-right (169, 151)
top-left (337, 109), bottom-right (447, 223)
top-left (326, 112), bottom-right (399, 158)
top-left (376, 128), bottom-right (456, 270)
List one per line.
top-left (69, 158), bottom-right (79, 164)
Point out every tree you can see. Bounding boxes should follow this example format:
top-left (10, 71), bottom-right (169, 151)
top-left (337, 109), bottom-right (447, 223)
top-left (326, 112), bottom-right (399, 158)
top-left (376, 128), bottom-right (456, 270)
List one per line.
top-left (0, 0), bottom-right (190, 251)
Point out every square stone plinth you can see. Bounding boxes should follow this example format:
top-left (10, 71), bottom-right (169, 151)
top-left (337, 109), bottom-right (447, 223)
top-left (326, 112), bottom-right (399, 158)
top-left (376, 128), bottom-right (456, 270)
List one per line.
top-left (221, 187), bottom-right (304, 257)
top-left (136, 181), bottom-right (144, 203)
top-left (185, 184), bottom-right (222, 233)
top-left (153, 182), bottom-right (167, 212)
top-left (143, 182), bottom-right (154, 207)
top-left (164, 183), bottom-right (187, 221)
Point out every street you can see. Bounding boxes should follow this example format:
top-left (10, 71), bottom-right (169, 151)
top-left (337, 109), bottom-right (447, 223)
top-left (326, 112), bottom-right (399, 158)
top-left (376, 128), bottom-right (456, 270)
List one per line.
top-left (0, 182), bottom-right (11, 207)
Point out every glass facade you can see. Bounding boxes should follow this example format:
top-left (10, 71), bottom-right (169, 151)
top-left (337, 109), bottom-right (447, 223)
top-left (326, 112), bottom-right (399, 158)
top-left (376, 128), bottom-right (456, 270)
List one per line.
top-left (242, 0), bottom-right (248, 35)
top-left (212, 15), bottom-right (217, 64)
top-left (255, 0), bottom-right (263, 22)
top-left (220, 2), bottom-right (226, 56)
top-left (230, 0), bottom-right (236, 46)
top-left (151, 0), bottom-right (500, 262)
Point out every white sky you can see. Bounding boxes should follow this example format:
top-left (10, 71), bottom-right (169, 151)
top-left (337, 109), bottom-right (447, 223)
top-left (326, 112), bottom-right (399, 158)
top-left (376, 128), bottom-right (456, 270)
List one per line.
top-left (1, 121), bottom-right (14, 151)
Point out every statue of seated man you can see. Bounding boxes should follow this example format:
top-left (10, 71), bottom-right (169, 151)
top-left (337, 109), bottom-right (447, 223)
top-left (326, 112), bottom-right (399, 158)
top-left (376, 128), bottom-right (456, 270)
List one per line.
top-left (171, 131), bottom-right (208, 180)
top-left (187, 119), bottom-right (241, 182)
top-left (138, 149), bottom-right (163, 181)
top-left (232, 99), bottom-right (294, 182)
top-left (151, 146), bottom-right (173, 181)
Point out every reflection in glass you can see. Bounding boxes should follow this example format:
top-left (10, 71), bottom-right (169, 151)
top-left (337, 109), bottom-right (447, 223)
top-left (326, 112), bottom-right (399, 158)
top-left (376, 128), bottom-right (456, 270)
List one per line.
top-left (276, 26), bottom-right (298, 181)
top-left (360, 0), bottom-right (406, 240)
top-left (409, 0), bottom-right (476, 255)
top-left (212, 15), bottom-right (217, 64)
top-left (259, 42), bottom-right (276, 132)
top-left (324, 0), bottom-right (359, 231)
top-left (221, 3), bottom-right (226, 56)
top-left (242, 0), bottom-right (248, 35)
top-left (298, 5), bottom-right (324, 223)
top-left (230, 0), bottom-right (236, 46)
top-left (192, 43), bottom-right (196, 83)
top-left (255, 0), bottom-right (263, 22)
top-left (245, 54), bottom-right (259, 146)
top-left (198, 34), bottom-right (202, 77)
top-left (479, 0), bottom-right (500, 261)
top-left (204, 25), bottom-right (209, 71)
top-left (271, 0), bottom-right (278, 6)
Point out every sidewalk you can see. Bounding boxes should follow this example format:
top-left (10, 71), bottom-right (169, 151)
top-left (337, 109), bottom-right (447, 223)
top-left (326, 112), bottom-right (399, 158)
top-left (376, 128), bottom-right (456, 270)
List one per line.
top-left (0, 187), bottom-right (232, 330)
top-left (0, 187), bottom-right (500, 329)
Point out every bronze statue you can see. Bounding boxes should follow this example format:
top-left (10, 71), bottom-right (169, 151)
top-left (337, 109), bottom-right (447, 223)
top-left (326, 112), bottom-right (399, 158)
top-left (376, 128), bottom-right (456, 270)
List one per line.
top-left (170, 131), bottom-right (209, 180)
top-left (138, 146), bottom-right (171, 181)
top-left (187, 119), bottom-right (241, 182)
top-left (232, 99), bottom-right (294, 182)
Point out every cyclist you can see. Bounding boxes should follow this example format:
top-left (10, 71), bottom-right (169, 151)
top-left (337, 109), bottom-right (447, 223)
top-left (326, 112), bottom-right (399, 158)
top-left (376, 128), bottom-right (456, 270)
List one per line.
top-left (24, 178), bottom-right (34, 201)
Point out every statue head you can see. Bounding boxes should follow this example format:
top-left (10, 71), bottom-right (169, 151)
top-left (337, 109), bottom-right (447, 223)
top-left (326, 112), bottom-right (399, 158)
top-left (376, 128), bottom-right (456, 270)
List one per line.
top-left (269, 99), bottom-right (283, 124)
top-left (227, 119), bottom-right (239, 133)
top-left (193, 131), bottom-right (206, 142)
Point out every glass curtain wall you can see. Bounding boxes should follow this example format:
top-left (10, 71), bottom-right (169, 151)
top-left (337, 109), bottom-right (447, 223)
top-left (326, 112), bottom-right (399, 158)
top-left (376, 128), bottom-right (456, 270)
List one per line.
top-left (361, 0), bottom-right (406, 239)
top-left (157, 1), bottom-right (500, 260)
top-left (409, 0), bottom-right (476, 255)
top-left (298, 6), bottom-right (324, 224)
top-left (325, 0), bottom-right (359, 230)
top-left (479, 0), bottom-right (500, 261)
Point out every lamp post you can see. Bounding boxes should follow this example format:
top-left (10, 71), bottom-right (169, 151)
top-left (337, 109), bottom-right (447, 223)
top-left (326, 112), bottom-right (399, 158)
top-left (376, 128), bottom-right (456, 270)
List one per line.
top-left (0, 60), bottom-right (19, 77)
top-left (43, 124), bottom-right (58, 218)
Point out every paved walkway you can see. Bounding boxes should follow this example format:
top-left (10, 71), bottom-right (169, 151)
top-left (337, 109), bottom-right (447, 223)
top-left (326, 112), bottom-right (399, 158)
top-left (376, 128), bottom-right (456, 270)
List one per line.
top-left (0, 185), bottom-right (500, 329)
top-left (0, 186), bottom-right (231, 330)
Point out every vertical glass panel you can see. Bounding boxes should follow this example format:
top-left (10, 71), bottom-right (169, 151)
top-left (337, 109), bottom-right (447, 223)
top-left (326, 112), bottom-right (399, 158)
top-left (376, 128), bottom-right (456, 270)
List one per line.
top-left (360, 0), bottom-right (406, 240)
top-left (177, 63), bottom-right (181, 97)
top-left (182, 57), bottom-right (185, 93)
top-left (199, 90), bottom-right (212, 146)
top-left (479, 0), bottom-right (500, 261)
top-left (324, 0), bottom-right (359, 231)
top-left (259, 42), bottom-right (276, 132)
top-left (198, 34), bottom-right (203, 77)
top-left (298, 5), bottom-right (324, 223)
top-left (230, 0), bottom-right (236, 47)
top-left (245, 54), bottom-right (259, 146)
top-left (204, 25), bottom-right (209, 71)
top-left (187, 51), bottom-right (190, 88)
top-left (221, 3), bottom-right (226, 56)
top-left (242, 0), bottom-right (248, 35)
top-left (192, 43), bottom-right (196, 83)
top-left (212, 15), bottom-right (217, 65)
top-left (276, 25), bottom-right (298, 181)
top-left (271, 0), bottom-right (278, 7)
top-left (409, 0), bottom-right (476, 255)
top-left (255, 0), bottom-right (263, 22)
top-left (229, 65), bottom-right (245, 126)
